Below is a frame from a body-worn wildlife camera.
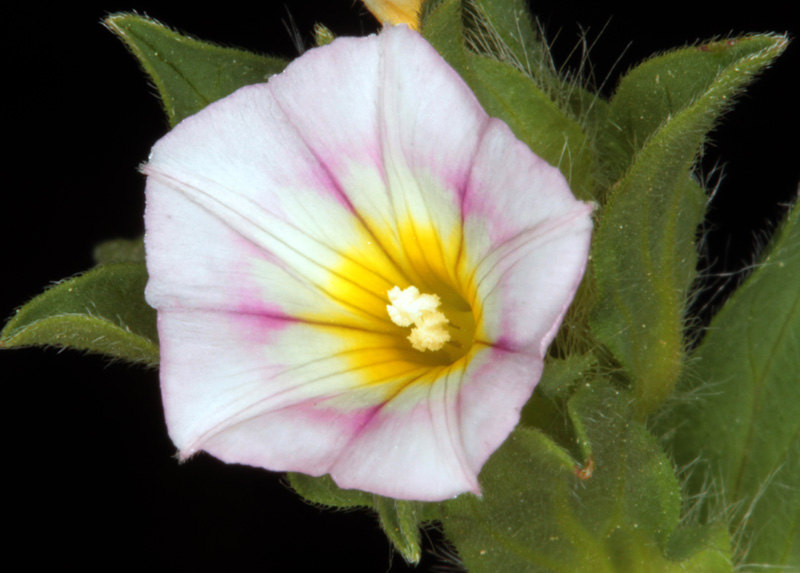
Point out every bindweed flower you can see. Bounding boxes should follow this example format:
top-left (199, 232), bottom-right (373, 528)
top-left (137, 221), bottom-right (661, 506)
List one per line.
top-left (361, 0), bottom-right (423, 30)
top-left (143, 25), bottom-right (593, 501)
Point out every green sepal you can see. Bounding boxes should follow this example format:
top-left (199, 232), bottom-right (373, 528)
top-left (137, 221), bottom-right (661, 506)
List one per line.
top-left (440, 383), bottom-right (729, 572)
top-left (374, 498), bottom-right (424, 564)
top-left (530, 354), bottom-right (597, 403)
top-left (665, 199), bottom-right (800, 568)
top-left (288, 472), bottom-right (431, 564)
top-left (519, 354), bottom-right (597, 455)
top-left (1, 263), bottom-right (158, 366)
top-left (105, 13), bottom-right (288, 126)
top-left (286, 473), bottom-right (374, 509)
top-left (93, 236), bottom-right (145, 265)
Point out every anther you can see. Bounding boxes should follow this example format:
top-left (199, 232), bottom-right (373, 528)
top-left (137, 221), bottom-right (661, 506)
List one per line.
top-left (386, 285), bottom-right (451, 352)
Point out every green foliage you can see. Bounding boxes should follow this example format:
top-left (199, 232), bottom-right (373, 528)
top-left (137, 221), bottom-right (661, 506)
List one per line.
top-left (665, 524), bottom-right (733, 570)
top-left (421, 0), bottom-right (469, 74)
top-left (467, 53), bottom-right (594, 199)
top-left (105, 13), bottom-right (287, 126)
top-left (1, 263), bottom-right (158, 366)
top-left (422, 0), bottom-right (595, 200)
top-left (287, 472), bottom-right (430, 564)
top-left (374, 498), bottom-right (425, 564)
top-left (665, 200), bottom-right (800, 569)
top-left (286, 472), bottom-right (374, 509)
top-left (462, 0), bottom-right (557, 89)
top-left (600, 36), bottom-right (789, 183)
top-left (590, 35), bottom-right (787, 416)
top-left (591, 173), bottom-right (706, 416)
top-left (462, 0), bottom-right (608, 136)
top-left (439, 383), bottom-right (731, 572)
top-left (535, 354), bottom-right (597, 399)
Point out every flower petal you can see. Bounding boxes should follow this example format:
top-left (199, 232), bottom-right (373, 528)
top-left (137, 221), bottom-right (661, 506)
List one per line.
top-left (463, 120), bottom-right (595, 350)
top-left (144, 25), bottom-right (593, 501)
top-left (265, 25), bottom-right (491, 292)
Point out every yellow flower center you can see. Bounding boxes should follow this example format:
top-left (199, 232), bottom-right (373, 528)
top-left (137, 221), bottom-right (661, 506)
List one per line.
top-left (386, 285), bottom-right (450, 352)
top-left (382, 281), bottom-right (477, 369)
top-left (294, 210), bottom-right (482, 391)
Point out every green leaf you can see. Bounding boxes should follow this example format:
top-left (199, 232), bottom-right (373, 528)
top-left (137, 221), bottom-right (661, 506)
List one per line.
top-left (288, 473), bottom-right (430, 564)
top-left (665, 524), bottom-right (733, 571)
top-left (93, 237), bottom-right (145, 265)
top-left (601, 35), bottom-right (789, 184)
top-left (463, 0), bottom-right (608, 129)
top-left (536, 354), bottom-right (597, 399)
top-left (422, 1), bottom-right (595, 199)
top-left (422, 0), bottom-right (468, 76)
top-left (590, 35), bottom-right (787, 415)
top-left (374, 498), bottom-right (424, 564)
top-left (462, 0), bottom-right (551, 83)
top-left (1, 263), bottom-right (158, 365)
top-left (666, 199), bottom-right (800, 568)
top-left (440, 383), bottom-right (729, 572)
top-left (286, 473), bottom-right (374, 509)
top-left (591, 172), bottom-right (706, 416)
top-left (105, 13), bottom-right (287, 126)
top-left (519, 354), bottom-right (597, 454)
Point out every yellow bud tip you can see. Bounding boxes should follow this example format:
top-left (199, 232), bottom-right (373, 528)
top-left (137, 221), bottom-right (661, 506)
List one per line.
top-left (361, 0), bottom-right (422, 31)
top-left (387, 286), bottom-right (451, 352)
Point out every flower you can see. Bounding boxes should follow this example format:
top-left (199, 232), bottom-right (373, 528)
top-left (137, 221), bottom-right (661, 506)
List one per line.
top-left (143, 25), bottom-right (593, 501)
top-left (362, 0), bottom-right (423, 30)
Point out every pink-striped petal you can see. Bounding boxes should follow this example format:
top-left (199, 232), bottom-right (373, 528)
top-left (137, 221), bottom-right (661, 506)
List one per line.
top-left (144, 25), bottom-right (593, 501)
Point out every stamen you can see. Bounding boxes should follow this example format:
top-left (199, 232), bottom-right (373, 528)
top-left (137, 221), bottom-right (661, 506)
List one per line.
top-left (387, 286), bottom-right (451, 352)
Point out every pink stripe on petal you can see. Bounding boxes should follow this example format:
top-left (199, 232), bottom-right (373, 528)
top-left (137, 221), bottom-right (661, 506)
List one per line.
top-left (201, 401), bottom-right (383, 477)
top-left (461, 120), bottom-right (581, 245)
top-left (145, 25), bottom-right (595, 501)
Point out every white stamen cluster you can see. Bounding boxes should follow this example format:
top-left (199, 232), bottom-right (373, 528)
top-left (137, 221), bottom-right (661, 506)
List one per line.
top-left (386, 286), bottom-right (450, 352)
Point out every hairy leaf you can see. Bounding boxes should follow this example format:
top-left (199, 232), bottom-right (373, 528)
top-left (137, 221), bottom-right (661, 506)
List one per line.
top-left (106, 13), bottom-right (287, 126)
top-left (467, 53), bottom-right (594, 200)
top-left (591, 35), bottom-right (787, 415)
top-left (601, 35), bottom-right (788, 184)
top-left (440, 384), bottom-right (730, 571)
top-left (422, 1), bottom-right (594, 199)
top-left (1, 263), bottom-right (158, 365)
top-left (667, 199), bottom-right (800, 568)
top-left (286, 473), bottom-right (374, 509)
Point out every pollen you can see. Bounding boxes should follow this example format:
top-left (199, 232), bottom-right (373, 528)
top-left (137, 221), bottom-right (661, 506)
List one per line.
top-left (387, 286), bottom-right (451, 352)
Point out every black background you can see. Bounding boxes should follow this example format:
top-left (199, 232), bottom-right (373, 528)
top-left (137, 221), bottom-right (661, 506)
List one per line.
top-left (4, 2), bottom-right (797, 570)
